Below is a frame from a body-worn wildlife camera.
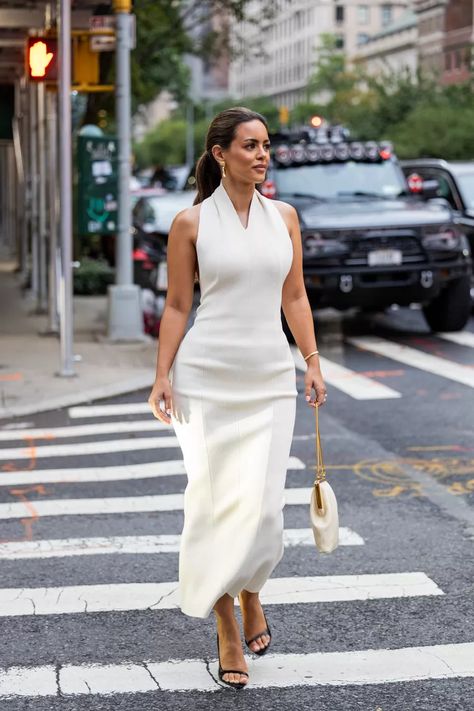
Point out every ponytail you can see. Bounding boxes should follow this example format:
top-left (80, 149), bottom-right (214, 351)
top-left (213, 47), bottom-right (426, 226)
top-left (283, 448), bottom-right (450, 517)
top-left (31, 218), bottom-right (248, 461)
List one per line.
top-left (193, 106), bottom-right (268, 206)
top-left (193, 151), bottom-right (221, 205)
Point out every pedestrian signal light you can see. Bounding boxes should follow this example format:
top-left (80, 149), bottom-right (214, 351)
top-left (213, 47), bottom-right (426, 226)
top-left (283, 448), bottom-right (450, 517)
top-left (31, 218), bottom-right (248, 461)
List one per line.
top-left (27, 37), bottom-right (58, 81)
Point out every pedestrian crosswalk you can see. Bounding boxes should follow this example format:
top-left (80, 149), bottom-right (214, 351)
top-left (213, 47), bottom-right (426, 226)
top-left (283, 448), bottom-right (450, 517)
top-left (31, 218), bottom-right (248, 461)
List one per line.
top-left (0, 329), bottom-right (473, 701)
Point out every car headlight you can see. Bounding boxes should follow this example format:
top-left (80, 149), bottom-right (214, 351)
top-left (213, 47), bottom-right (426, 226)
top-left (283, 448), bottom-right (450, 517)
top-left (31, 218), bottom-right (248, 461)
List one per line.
top-left (303, 232), bottom-right (348, 257)
top-left (421, 226), bottom-right (461, 250)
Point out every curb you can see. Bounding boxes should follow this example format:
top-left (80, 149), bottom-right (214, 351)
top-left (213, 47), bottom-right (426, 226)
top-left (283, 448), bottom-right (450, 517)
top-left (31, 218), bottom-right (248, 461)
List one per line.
top-left (0, 372), bottom-right (155, 421)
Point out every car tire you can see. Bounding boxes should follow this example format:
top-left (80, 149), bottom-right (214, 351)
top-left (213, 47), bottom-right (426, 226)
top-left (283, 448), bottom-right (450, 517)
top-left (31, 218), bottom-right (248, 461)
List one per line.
top-left (422, 275), bottom-right (471, 332)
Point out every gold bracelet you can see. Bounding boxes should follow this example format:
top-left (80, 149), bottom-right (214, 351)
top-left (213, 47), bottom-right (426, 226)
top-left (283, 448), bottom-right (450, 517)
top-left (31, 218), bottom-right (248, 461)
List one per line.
top-left (303, 350), bottom-right (319, 361)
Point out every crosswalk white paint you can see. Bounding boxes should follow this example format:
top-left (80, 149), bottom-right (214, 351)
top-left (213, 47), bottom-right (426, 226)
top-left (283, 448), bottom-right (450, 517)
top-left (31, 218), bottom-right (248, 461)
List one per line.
top-left (69, 402), bottom-right (151, 418)
top-left (0, 456), bottom-right (305, 487)
top-left (0, 487), bottom-right (315, 520)
top-left (437, 331), bottom-right (474, 348)
top-left (0, 527), bottom-right (364, 560)
top-left (347, 336), bottom-right (474, 388)
top-left (3, 642), bottom-right (473, 696)
top-left (0, 573), bottom-right (443, 617)
top-left (0, 435), bottom-right (179, 461)
top-left (291, 346), bottom-right (401, 400)
top-left (0, 419), bottom-right (167, 441)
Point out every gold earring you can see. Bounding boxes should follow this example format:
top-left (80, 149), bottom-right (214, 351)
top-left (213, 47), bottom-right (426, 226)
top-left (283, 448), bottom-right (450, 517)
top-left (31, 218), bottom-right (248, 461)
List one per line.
top-left (220, 161), bottom-right (226, 178)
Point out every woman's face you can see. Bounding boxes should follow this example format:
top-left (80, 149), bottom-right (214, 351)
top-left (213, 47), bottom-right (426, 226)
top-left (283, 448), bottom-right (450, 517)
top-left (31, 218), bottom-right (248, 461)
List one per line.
top-left (215, 120), bottom-right (270, 184)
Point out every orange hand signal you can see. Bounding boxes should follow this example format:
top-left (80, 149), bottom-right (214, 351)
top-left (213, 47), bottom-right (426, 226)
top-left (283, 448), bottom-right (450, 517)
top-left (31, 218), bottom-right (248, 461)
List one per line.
top-left (29, 40), bottom-right (54, 78)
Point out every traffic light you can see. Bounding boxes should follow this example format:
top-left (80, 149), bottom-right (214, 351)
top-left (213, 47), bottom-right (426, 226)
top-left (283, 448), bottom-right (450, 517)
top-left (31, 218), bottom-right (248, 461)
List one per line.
top-left (27, 37), bottom-right (58, 82)
top-left (279, 105), bottom-right (289, 126)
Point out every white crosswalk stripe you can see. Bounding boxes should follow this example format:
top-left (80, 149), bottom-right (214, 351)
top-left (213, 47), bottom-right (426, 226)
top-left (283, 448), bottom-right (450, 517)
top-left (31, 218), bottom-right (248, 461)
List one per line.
top-left (0, 418), bottom-right (166, 441)
top-left (0, 527), bottom-right (364, 560)
top-left (291, 346), bottom-right (402, 399)
top-left (0, 487), bottom-right (320, 519)
top-left (347, 335), bottom-right (474, 388)
top-left (69, 402), bottom-right (151, 418)
top-left (437, 330), bottom-right (474, 348)
top-left (2, 642), bottom-right (473, 697)
top-left (0, 573), bottom-right (443, 617)
top-left (0, 435), bottom-right (179, 460)
top-left (0, 456), bottom-right (305, 487)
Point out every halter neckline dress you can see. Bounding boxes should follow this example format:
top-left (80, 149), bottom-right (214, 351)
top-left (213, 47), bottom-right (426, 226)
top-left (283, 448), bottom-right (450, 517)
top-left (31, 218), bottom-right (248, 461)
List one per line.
top-left (169, 180), bottom-right (297, 618)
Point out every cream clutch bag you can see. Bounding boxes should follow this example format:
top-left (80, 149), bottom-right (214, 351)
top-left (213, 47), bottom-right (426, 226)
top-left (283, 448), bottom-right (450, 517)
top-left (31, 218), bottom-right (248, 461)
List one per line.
top-left (310, 403), bottom-right (339, 553)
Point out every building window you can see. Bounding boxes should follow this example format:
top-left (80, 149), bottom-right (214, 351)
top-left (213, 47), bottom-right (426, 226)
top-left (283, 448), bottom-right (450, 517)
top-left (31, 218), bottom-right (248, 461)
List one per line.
top-left (381, 4), bottom-right (393, 26)
top-left (357, 33), bottom-right (370, 45)
top-left (335, 34), bottom-right (345, 49)
top-left (357, 5), bottom-right (370, 24)
top-left (335, 5), bottom-right (344, 23)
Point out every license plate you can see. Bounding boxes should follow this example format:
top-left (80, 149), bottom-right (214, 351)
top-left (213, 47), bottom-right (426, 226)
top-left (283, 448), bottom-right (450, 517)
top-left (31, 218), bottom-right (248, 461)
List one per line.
top-left (367, 249), bottom-right (402, 266)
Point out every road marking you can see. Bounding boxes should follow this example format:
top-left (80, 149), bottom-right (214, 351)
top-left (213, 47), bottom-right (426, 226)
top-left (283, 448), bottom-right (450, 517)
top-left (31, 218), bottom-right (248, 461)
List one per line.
top-left (0, 573), bottom-right (443, 617)
top-left (0, 487), bottom-right (316, 519)
top-left (0, 419), bottom-right (167, 441)
top-left (437, 331), bottom-right (474, 348)
top-left (0, 527), bottom-right (364, 560)
top-left (347, 336), bottom-right (474, 389)
top-left (69, 403), bottom-right (151, 418)
top-left (0, 435), bottom-right (179, 461)
top-left (291, 346), bottom-right (401, 400)
top-left (2, 641), bottom-right (474, 696)
top-left (0, 456), bottom-right (305, 486)
top-left (3, 642), bottom-right (474, 696)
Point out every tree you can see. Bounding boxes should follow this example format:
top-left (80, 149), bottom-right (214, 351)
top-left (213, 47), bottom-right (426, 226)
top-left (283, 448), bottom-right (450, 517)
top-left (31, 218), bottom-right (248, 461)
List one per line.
top-left (82, 0), bottom-right (275, 125)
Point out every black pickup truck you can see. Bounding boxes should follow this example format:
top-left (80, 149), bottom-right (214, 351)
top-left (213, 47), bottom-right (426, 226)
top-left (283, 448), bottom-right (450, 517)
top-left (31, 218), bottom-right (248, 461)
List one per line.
top-left (263, 127), bottom-right (472, 332)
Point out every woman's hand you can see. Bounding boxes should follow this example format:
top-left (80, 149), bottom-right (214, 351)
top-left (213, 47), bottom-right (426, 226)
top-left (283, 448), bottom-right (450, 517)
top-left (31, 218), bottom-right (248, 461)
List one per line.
top-left (304, 363), bottom-right (327, 408)
top-left (148, 377), bottom-right (173, 425)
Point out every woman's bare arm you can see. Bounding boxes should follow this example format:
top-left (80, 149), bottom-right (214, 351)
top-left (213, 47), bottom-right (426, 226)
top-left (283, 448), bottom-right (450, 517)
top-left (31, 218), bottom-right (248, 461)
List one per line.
top-left (148, 204), bottom-right (200, 423)
top-left (275, 201), bottom-right (327, 407)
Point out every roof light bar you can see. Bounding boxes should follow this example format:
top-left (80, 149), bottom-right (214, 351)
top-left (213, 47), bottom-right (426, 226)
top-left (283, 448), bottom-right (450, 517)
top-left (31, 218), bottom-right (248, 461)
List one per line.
top-left (272, 140), bottom-right (394, 166)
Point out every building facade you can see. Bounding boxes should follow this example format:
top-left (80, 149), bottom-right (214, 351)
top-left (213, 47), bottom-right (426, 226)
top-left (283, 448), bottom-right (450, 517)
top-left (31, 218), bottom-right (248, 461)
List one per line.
top-left (228, 0), bottom-right (408, 107)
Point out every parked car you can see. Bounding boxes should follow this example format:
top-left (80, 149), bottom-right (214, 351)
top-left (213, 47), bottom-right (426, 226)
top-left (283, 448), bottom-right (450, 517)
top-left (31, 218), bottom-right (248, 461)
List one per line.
top-left (401, 158), bottom-right (474, 302)
top-left (131, 186), bottom-right (196, 293)
top-left (261, 126), bottom-right (472, 332)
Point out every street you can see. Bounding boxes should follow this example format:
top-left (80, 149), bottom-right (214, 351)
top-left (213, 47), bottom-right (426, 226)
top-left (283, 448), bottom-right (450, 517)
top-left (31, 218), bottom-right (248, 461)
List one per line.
top-left (0, 307), bottom-right (473, 709)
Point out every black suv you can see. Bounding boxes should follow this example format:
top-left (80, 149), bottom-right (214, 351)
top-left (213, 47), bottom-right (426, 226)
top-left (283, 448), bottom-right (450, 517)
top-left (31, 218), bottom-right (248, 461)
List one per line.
top-left (264, 126), bottom-right (472, 332)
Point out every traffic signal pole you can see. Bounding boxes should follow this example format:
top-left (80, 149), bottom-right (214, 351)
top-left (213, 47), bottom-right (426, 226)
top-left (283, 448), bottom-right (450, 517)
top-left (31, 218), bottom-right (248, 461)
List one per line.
top-left (57, 0), bottom-right (75, 376)
top-left (107, 0), bottom-right (144, 340)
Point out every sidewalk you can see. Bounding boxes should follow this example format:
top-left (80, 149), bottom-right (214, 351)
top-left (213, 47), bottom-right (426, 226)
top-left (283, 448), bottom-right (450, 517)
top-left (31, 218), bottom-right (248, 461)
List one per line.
top-left (0, 264), bottom-right (157, 420)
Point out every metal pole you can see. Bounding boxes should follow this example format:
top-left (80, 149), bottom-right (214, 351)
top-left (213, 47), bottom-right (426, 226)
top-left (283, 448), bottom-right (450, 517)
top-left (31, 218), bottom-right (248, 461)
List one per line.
top-left (186, 100), bottom-right (194, 168)
top-left (37, 82), bottom-right (48, 312)
top-left (47, 89), bottom-right (59, 333)
top-left (57, 0), bottom-right (75, 376)
top-left (108, 0), bottom-right (144, 340)
top-left (29, 82), bottom-right (39, 306)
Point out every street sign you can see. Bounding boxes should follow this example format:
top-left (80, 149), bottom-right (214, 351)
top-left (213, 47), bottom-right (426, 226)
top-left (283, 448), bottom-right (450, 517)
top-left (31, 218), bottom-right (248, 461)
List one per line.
top-left (88, 14), bottom-right (136, 51)
top-left (77, 135), bottom-right (118, 236)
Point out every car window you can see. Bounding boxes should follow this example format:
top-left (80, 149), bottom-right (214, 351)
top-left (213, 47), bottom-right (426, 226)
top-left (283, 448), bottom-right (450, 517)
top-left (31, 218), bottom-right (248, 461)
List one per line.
top-left (143, 200), bottom-right (158, 224)
top-left (455, 172), bottom-right (474, 209)
top-left (273, 161), bottom-right (406, 199)
top-left (436, 175), bottom-right (458, 209)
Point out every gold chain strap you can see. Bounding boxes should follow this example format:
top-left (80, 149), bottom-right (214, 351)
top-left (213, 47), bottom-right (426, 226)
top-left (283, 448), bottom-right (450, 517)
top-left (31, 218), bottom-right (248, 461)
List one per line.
top-left (314, 404), bottom-right (326, 511)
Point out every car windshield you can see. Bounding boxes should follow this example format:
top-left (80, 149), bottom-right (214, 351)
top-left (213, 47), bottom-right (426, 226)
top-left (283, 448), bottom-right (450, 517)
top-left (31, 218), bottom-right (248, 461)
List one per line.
top-left (274, 161), bottom-right (407, 200)
top-left (455, 172), bottom-right (474, 209)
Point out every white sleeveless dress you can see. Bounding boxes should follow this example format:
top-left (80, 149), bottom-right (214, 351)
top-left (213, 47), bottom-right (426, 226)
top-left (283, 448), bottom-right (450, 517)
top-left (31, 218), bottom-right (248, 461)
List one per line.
top-left (169, 181), bottom-right (297, 618)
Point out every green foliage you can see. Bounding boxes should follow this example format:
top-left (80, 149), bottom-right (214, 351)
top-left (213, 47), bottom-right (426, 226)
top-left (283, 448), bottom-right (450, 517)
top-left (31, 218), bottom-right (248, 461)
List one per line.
top-left (304, 34), bottom-right (474, 159)
top-left (73, 258), bottom-right (115, 296)
top-left (135, 95), bottom-right (281, 167)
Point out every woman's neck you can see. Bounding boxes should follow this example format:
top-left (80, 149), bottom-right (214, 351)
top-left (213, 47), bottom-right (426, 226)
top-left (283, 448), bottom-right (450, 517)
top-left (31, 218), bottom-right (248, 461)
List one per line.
top-left (221, 177), bottom-right (255, 213)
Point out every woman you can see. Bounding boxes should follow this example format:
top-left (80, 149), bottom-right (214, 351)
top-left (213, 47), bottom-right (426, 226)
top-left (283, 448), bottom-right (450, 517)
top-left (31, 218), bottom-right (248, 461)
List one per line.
top-left (148, 107), bottom-right (326, 689)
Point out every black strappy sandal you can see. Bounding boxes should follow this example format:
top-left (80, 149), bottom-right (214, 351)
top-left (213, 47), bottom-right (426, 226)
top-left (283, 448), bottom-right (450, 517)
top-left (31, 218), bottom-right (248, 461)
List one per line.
top-left (244, 613), bottom-right (272, 657)
top-left (216, 633), bottom-right (249, 690)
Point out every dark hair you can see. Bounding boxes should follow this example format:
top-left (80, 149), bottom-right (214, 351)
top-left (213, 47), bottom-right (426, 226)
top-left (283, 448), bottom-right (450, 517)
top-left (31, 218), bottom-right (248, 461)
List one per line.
top-left (193, 106), bottom-right (269, 205)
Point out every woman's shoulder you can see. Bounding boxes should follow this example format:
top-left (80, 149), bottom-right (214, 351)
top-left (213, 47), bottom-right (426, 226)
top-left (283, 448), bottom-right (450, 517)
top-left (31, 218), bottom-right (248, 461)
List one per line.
top-left (267, 198), bottom-right (298, 228)
top-left (171, 203), bottom-right (201, 242)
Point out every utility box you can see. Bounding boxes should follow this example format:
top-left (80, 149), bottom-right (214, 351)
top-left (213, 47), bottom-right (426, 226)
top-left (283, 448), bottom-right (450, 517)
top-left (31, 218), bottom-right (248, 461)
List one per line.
top-left (77, 134), bottom-right (118, 236)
